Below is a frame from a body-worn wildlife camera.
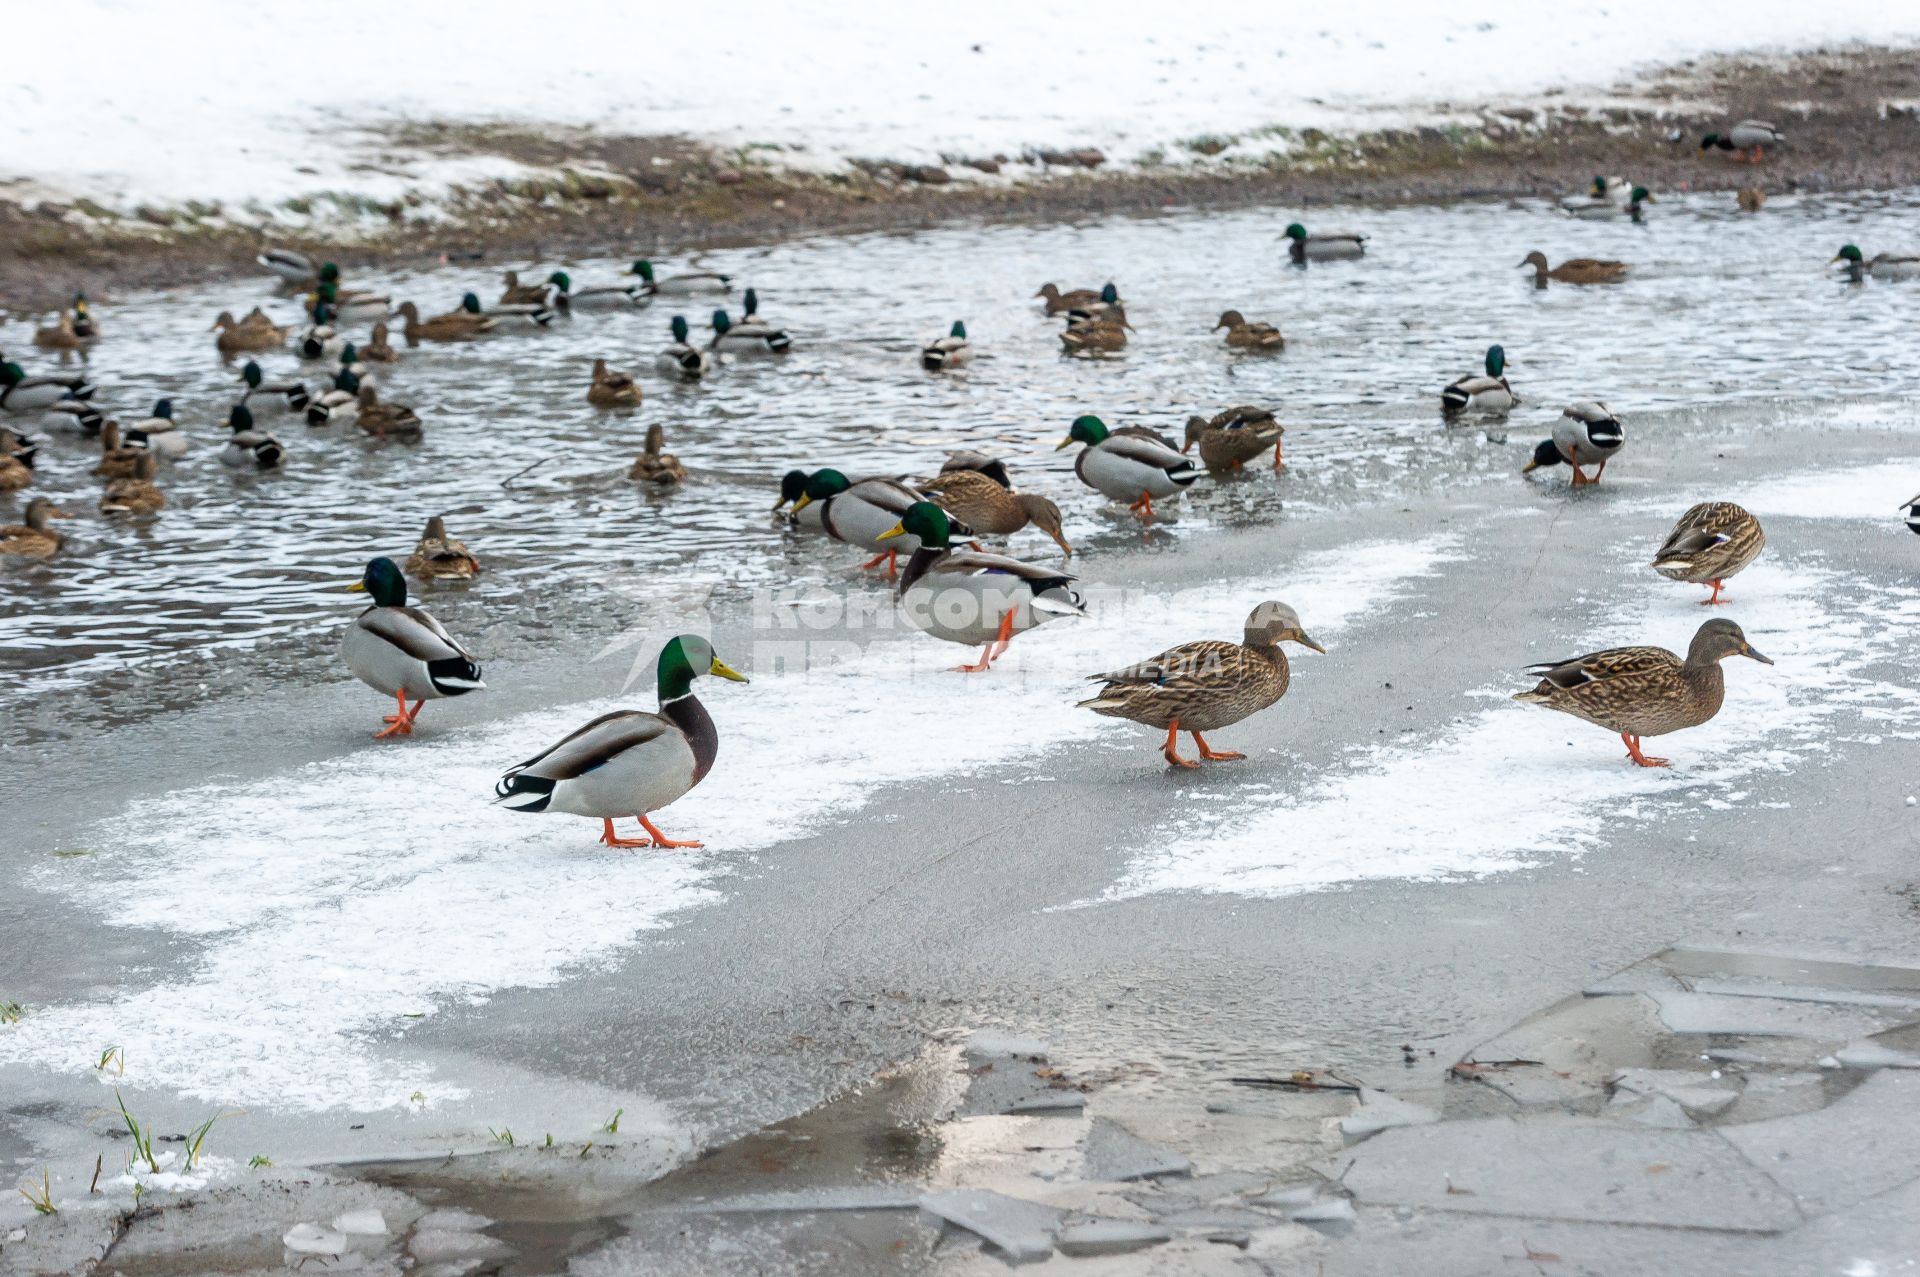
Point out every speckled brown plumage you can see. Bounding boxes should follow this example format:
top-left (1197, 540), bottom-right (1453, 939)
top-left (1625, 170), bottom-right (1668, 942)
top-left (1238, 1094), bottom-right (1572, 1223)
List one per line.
top-left (919, 470), bottom-right (1071, 555)
top-left (1652, 502), bottom-right (1766, 603)
top-left (1513, 618), bottom-right (1773, 765)
top-left (405, 516), bottom-right (481, 580)
top-left (1520, 251), bottom-right (1629, 286)
top-left (1213, 310), bottom-right (1285, 350)
top-left (1079, 601), bottom-right (1324, 767)
top-left (1183, 406), bottom-right (1284, 472)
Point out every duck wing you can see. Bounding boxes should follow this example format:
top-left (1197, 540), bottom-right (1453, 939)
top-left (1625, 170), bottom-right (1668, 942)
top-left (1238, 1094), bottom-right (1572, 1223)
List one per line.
top-left (504, 709), bottom-right (673, 782)
top-left (1524, 644), bottom-right (1681, 691)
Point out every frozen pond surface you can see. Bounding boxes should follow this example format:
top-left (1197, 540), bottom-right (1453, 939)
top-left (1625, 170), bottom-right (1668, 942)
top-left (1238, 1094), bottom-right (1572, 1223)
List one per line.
top-left (1, 193), bottom-right (1917, 1181)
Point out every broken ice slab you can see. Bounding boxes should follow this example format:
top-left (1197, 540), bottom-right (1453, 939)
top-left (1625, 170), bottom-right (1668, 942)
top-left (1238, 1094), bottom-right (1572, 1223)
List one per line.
top-left (1720, 1070), bottom-right (1920, 1217)
top-left (1248, 1186), bottom-right (1320, 1211)
top-left (918, 1189), bottom-right (1063, 1264)
top-left (966, 1030), bottom-right (1050, 1061)
top-left (282, 1223), bottom-right (348, 1256)
top-left (1340, 1089), bottom-right (1441, 1143)
top-left (1659, 948), bottom-right (1920, 996)
top-left (1647, 991), bottom-right (1900, 1041)
top-left (1082, 1118), bottom-right (1192, 1182)
top-left (1287, 1197), bottom-right (1357, 1235)
top-left (1833, 1040), bottom-right (1920, 1070)
top-left (1006, 1093), bottom-right (1086, 1114)
top-left (1684, 978), bottom-right (1920, 1013)
top-left (1609, 1068), bottom-right (1739, 1118)
top-left (663, 1187), bottom-right (922, 1214)
top-left (331, 1209), bottom-right (389, 1236)
top-left (1326, 1117), bottom-right (1799, 1231)
top-left (1053, 1220), bottom-right (1172, 1257)
top-left (407, 1229), bottom-right (515, 1265)
top-left (1135, 1171), bottom-right (1272, 1207)
top-left (1617, 1094), bottom-right (1695, 1128)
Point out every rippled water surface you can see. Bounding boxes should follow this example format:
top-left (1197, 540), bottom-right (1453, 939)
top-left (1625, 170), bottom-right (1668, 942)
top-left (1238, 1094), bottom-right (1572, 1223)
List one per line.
top-left (4, 190), bottom-right (1918, 728)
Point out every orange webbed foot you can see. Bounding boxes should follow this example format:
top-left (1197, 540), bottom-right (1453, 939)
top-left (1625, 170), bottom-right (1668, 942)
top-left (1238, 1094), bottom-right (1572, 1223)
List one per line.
top-left (599, 819), bottom-right (654, 848)
top-left (638, 815), bottom-right (702, 849)
top-left (1192, 732), bottom-right (1245, 761)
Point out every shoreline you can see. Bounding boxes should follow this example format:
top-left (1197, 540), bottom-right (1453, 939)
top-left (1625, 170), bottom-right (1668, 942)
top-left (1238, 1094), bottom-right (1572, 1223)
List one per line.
top-left (5, 46), bottom-right (1920, 310)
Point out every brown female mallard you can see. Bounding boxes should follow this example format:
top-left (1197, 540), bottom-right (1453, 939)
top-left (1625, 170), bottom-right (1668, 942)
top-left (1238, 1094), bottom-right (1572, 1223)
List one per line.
top-left (1737, 186), bottom-right (1766, 213)
top-left (1060, 317), bottom-right (1128, 354)
top-left (499, 270), bottom-right (552, 307)
top-left (0, 496), bottom-right (74, 557)
top-left (101, 451), bottom-right (165, 515)
top-left (918, 468), bottom-right (1072, 556)
top-left (405, 516), bottom-right (480, 580)
top-left (629, 423), bottom-right (686, 485)
top-left (362, 322), bottom-right (400, 363)
top-left (1079, 601), bottom-right (1324, 768)
top-left (1213, 310), bottom-right (1285, 351)
top-left (213, 309), bottom-right (290, 354)
top-left (1513, 618), bottom-right (1772, 767)
top-left (0, 430), bottom-right (32, 493)
top-left (1183, 406), bottom-right (1285, 472)
top-left (1035, 282), bottom-right (1111, 316)
top-left (33, 314), bottom-right (86, 350)
top-left (355, 385), bottom-right (423, 442)
top-left (589, 358), bottom-right (643, 408)
top-left (1652, 503), bottom-right (1766, 605)
top-left (92, 420), bottom-right (144, 480)
top-left (392, 301), bottom-right (495, 345)
top-left (1520, 252), bottom-right (1628, 287)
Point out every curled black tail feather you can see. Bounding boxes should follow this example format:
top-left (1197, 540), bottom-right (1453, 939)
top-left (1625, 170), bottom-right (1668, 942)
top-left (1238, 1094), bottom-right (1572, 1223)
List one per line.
top-left (493, 768), bottom-right (554, 811)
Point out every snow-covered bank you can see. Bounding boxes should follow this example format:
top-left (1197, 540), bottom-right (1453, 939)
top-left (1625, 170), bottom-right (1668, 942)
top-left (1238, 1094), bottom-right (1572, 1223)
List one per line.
top-left (6, 1), bottom-right (1919, 230)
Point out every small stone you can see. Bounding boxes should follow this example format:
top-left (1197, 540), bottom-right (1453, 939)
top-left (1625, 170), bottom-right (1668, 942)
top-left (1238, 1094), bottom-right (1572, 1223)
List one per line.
top-left (968, 158), bottom-right (1002, 174)
top-left (713, 168), bottom-right (744, 186)
top-left (1206, 1230), bottom-right (1252, 1248)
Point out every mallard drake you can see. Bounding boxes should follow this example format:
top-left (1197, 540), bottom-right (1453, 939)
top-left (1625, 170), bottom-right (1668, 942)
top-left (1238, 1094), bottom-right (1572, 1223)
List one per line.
top-left (657, 315), bottom-right (714, 379)
top-left (1213, 310), bottom-right (1284, 351)
top-left (628, 423), bottom-right (685, 485)
top-left (1058, 414), bottom-right (1201, 519)
top-left (1182, 406), bottom-right (1285, 472)
top-left (238, 359), bottom-right (310, 412)
top-left (405, 515), bottom-right (480, 580)
top-left (1904, 494), bottom-right (1920, 535)
top-left (1514, 618), bottom-right (1772, 766)
top-left (1, 360), bottom-right (97, 413)
top-left (69, 295), bottom-right (97, 341)
top-left (548, 269), bottom-right (647, 311)
top-left (343, 556), bottom-right (484, 738)
top-left (258, 248), bottom-right (318, 287)
top-left (495, 634), bottom-right (746, 847)
top-left (101, 450), bottom-right (164, 515)
top-left (125, 399), bottom-right (188, 459)
top-left (588, 357), bottom-right (643, 407)
top-left (922, 321), bottom-right (973, 370)
top-left (881, 502), bottom-right (1084, 672)
top-left (1701, 121), bottom-right (1782, 162)
top-left (1832, 244), bottom-right (1920, 282)
top-left (93, 420), bottom-right (144, 479)
top-left (790, 470), bottom-right (971, 577)
top-left (220, 404), bottom-right (285, 469)
top-left (1035, 282), bottom-right (1112, 316)
top-left (0, 496), bottom-right (73, 557)
top-left (355, 384), bottom-right (422, 443)
top-left (306, 368), bottom-right (362, 427)
top-left (392, 299), bottom-right (496, 344)
top-left (1079, 600), bottom-right (1324, 767)
top-left (1737, 186), bottom-right (1766, 213)
top-left (1652, 502), bottom-right (1766, 604)
top-left (1064, 284), bottom-right (1126, 327)
top-left (0, 430), bottom-right (32, 492)
top-left (498, 269), bottom-right (552, 306)
top-left (309, 282), bottom-right (391, 324)
top-left (1442, 345), bottom-right (1518, 418)
top-left (1520, 252), bottom-right (1628, 287)
top-left (919, 469), bottom-right (1071, 556)
top-left (465, 291), bottom-right (555, 328)
top-left (1564, 186), bottom-right (1654, 222)
top-left (32, 314), bottom-right (85, 350)
top-left (337, 342), bottom-right (372, 382)
top-left (1522, 403), bottom-right (1623, 486)
top-left (709, 309), bottom-right (790, 356)
top-left (629, 260), bottom-right (733, 296)
top-left (1060, 317), bottom-right (1128, 354)
top-left (298, 303), bottom-right (346, 361)
top-left (213, 310), bottom-right (287, 353)
top-left (1284, 222), bottom-right (1367, 262)
top-left (362, 322), bottom-right (399, 362)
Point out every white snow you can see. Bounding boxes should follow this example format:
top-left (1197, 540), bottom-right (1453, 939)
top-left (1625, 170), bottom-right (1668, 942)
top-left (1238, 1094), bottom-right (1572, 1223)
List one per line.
top-left (0, 537), bottom-right (1451, 1111)
top-left (1103, 552), bottom-right (1920, 902)
top-left (5, 1), bottom-right (1918, 222)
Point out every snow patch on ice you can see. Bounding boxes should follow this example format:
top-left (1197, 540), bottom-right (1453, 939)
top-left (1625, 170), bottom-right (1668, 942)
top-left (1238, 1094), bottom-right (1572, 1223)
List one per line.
top-left (0, 536), bottom-right (1455, 1111)
top-left (1103, 555), bottom-right (1920, 902)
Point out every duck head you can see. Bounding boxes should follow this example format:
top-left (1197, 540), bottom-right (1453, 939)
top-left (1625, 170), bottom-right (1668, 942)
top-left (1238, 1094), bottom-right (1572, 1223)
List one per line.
top-left (1244, 600), bottom-right (1325, 653)
top-left (656, 634), bottom-right (749, 699)
top-left (1056, 414), bottom-right (1111, 450)
top-left (773, 468), bottom-right (809, 511)
top-left (1521, 439), bottom-right (1564, 474)
top-left (349, 556), bottom-right (408, 607)
top-left (1688, 618), bottom-right (1773, 667)
top-left (670, 315), bottom-right (690, 343)
top-left (788, 468), bottom-right (851, 515)
top-left (877, 500), bottom-right (953, 550)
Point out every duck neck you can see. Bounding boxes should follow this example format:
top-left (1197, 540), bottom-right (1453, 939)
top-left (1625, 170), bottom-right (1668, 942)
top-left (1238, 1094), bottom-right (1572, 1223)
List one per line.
top-left (898, 544), bottom-right (948, 595)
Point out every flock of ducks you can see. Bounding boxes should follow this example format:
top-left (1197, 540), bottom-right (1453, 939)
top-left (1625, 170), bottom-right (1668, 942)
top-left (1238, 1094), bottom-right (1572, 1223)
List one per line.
top-left (0, 140), bottom-right (1904, 846)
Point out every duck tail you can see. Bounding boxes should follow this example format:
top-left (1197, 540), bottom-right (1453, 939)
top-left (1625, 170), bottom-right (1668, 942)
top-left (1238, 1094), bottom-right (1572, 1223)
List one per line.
top-left (492, 768), bottom-right (554, 812)
top-left (1440, 386), bottom-right (1469, 414)
top-left (427, 656), bottom-right (485, 695)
